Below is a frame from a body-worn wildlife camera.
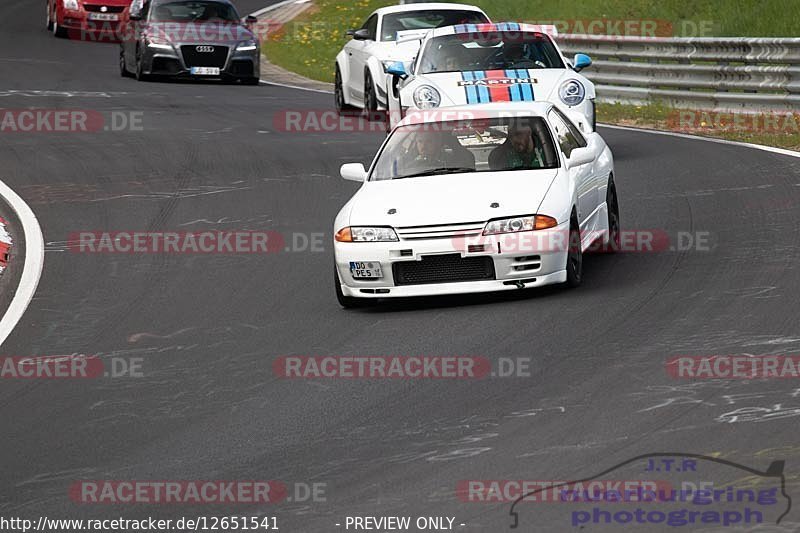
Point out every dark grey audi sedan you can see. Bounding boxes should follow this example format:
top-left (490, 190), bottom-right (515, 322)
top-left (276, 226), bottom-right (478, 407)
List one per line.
top-left (120, 0), bottom-right (260, 84)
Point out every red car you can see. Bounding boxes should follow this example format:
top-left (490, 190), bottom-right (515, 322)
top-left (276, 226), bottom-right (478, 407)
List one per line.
top-left (47, 0), bottom-right (134, 40)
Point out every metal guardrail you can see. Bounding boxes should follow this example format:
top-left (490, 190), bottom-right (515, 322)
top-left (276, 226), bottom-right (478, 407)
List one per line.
top-left (557, 34), bottom-right (800, 112)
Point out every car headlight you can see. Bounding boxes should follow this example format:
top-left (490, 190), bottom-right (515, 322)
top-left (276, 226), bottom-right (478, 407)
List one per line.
top-left (63, 0), bottom-right (79, 10)
top-left (145, 37), bottom-right (173, 51)
top-left (413, 85), bottom-right (441, 109)
top-left (335, 227), bottom-right (399, 243)
top-left (236, 39), bottom-right (258, 51)
top-left (559, 80), bottom-right (585, 106)
top-left (483, 215), bottom-right (558, 235)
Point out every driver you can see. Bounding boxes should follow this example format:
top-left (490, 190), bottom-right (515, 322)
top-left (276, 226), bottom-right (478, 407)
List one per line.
top-left (400, 130), bottom-right (475, 174)
top-left (489, 119), bottom-right (545, 170)
top-left (201, 3), bottom-right (224, 20)
top-left (503, 42), bottom-right (536, 69)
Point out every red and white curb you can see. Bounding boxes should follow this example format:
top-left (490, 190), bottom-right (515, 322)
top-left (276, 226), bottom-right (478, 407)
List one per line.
top-left (0, 217), bottom-right (11, 273)
top-left (0, 178), bottom-right (44, 347)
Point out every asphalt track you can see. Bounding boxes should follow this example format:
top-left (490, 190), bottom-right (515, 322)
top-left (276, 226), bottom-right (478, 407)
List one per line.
top-left (1, 0), bottom-right (800, 531)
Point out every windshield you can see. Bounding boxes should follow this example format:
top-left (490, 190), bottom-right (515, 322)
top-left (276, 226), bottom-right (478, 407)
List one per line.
top-left (380, 10), bottom-right (488, 42)
top-left (420, 32), bottom-right (565, 74)
top-left (149, 1), bottom-right (240, 22)
top-left (370, 117), bottom-right (560, 181)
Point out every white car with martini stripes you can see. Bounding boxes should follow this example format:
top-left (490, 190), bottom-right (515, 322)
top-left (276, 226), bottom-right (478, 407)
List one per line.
top-left (384, 23), bottom-right (596, 130)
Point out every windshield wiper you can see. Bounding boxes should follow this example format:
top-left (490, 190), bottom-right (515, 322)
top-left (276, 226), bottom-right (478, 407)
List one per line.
top-left (395, 167), bottom-right (474, 179)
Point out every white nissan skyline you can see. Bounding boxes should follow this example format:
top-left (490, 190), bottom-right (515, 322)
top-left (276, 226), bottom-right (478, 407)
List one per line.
top-left (332, 102), bottom-right (619, 307)
top-left (383, 23), bottom-right (596, 131)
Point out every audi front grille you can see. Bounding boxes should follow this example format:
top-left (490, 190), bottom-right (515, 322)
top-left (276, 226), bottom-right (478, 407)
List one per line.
top-left (180, 45), bottom-right (229, 68)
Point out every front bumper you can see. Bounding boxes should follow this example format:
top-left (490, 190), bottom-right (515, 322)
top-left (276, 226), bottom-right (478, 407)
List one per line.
top-left (140, 43), bottom-right (260, 80)
top-left (335, 222), bottom-right (570, 299)
top-left (60, 9), bottom-right (129, 37)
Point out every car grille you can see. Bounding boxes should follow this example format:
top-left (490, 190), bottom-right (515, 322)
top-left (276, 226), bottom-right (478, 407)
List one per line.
top-left (395, 221), bottom-right (486, 241)
top-left (83, 4), bottom-right (125, 12)
top-left (393, 254), bottom-right (495, 286)
top-left (181, 45), bottom-right (228, 68)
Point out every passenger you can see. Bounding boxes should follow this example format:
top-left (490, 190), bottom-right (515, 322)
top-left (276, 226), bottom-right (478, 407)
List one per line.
top-left (489, 120), bottom-right (545, 170)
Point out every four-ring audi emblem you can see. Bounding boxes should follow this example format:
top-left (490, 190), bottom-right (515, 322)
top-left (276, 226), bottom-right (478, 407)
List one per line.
top-left (196, 46), bottom-right (215, 53)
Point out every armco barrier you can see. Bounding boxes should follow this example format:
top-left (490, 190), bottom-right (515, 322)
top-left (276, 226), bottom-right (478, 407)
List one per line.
top-left (557, 34), bottom-right (800, 112)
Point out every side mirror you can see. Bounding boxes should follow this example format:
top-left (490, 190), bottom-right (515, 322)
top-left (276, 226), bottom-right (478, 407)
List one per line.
top-left (568, 147), bottom-right (593, 167)
top-left (384, 61), bottom-right (407, 78)
top-left (573, 53), bottom-right (592, 72)
top-left (244, 15), bottom-right (258, 26)
top-left (351, 28), bottom-right (370, 41)
top-left (340, 163), bottom-right (367, 182)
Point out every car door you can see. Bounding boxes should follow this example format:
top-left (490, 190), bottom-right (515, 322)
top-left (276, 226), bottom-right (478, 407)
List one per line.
top-left (346, 13), bottom-right (377, 103)
top-left (548, 109), bottom-right (595, 233)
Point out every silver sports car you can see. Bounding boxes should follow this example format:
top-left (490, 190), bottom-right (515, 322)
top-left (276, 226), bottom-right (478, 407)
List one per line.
top-left (120, 0), bottom-right (260, 84)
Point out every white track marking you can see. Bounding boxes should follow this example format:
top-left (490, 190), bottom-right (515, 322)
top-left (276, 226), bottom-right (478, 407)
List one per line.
top-left (598, 123), bottom-right (800, 159)
top-left (0, 178), bottom-right (44, 347)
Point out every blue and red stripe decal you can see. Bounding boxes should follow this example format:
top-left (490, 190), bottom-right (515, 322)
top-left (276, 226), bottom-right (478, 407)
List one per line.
top-left (454, 22), bottom-right (522, 34)
top-left (460, 70), bottom-right (535, 104)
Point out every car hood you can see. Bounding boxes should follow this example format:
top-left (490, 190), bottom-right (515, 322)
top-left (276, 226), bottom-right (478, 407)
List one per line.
top-left (144, 21), bottom-right (253, 44)
top-left (405, 68), bottom-right (574, 106)
top-left (375, 40), bottom-right (423, 63)
top-left (347, 169), bottom-right (558, 227)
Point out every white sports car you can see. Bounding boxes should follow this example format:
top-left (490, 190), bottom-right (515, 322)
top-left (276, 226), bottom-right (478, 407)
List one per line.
top-left (334, 3), bottom-right (489, 117)
top-left (333, 102), bottom-right (618, 307)
top-left (384, 23), bottom-right (596, 130)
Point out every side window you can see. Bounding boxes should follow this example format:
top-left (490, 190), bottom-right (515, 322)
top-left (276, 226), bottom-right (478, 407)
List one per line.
top-left (129, 0), bottom-right (143, 18)
top-left (548, 109), bottom-right (580, 158)
top-left (552, 108), bottom-right (587, 148)
top-left (362, 14), bottom-right (378, 41)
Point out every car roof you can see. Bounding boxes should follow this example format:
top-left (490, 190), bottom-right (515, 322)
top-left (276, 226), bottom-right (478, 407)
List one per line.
top-left (396, 102), bottom-right (555, 127)
top-left (372, 3), bottom-right (486, 17)
top-left (425, 22), bottom-right (558, 39)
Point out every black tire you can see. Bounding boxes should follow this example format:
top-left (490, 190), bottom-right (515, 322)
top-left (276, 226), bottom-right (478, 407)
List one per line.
top-left (363, 73), bottom-right (380, 121)
top-left (242, 77), bottom-right (260, 86)
top-left (606, 175), bottom-right (621, 252)
top-left (335, 267), bottom-right (365, 308)
top-left (52, 15), bottom-right (67, 37)
top-left (135, 48), bottom-right (149, 81)
top-left (334, 65), bottom-right (357, 116)
top-left (119, 47), bottom-right (132, 78)
top-left (565, 215), bottom-right (583, 288)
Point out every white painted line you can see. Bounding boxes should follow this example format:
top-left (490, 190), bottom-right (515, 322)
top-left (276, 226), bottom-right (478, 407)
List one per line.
top-left (598, 123), bottom-right (800, 159)
top-left (0, 178), bottom-right (44, 348)
top-left (259, 78), bottom-right (334, 94)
